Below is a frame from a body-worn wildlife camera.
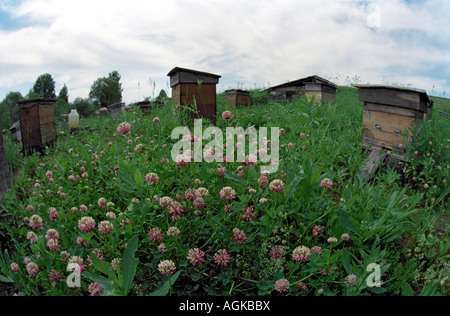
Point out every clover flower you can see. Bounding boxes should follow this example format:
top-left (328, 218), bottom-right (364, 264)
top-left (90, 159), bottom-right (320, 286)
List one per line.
top-left (148, 228), bottom-right (164, 243)
top-left (269, 179), bottom-right (284, 193)
top-left (78, 217), bottom-right (96, 233)
top-left (275, 279), bottom-right (290, 293)
top-left (98, 220), bottom-right (113, 235)
top-left (88, 283), bottom-right (102, 296)
top-left (292, 246), bottom-right (310, 263)
top-left (29, 215), bottom-right (43, 229)
top-left (145, 172), bottom-right (159, 184)
top-left (320, 178), bottom-right (333, 189)
top-left (232, 228), bottom-right (247, 245)
top-left (214, 249), bottom-right (231, 267)
top-left (158, 260), bottom-right (176, 275)
top-left (26, 262), bottom-right (39, 276)
top-left (117, 122), bottom-right (131, 135)
top-left (270, 246), bottom-right (285, 260)
top-left (222, 111), bottom-right (232, 120)
top-left (220, 187), bottom-right (237, 200)
top-left (186, 248), bottom-right (205, 266)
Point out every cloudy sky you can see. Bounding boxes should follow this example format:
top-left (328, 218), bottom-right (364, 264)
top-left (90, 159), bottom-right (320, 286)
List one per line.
top-left (0, 0), bottom-right (449, 104)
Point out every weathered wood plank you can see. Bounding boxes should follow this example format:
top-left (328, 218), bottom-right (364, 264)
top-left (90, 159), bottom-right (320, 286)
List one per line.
top-left (360, 147), bottom-right (387, 181)
top-left (363, 103), bottom-right (417, 118)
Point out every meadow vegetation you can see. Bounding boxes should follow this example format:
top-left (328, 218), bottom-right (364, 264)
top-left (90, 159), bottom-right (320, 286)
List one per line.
top-left (0, 86), bottom-right (448, 296)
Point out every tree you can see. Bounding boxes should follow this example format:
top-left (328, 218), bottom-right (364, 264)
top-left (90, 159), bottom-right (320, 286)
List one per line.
top-left (58, 84), bottom-right (69, 103)
top-left (89, 71), bottom-right (123, 108)
top-left (32, 73), bottom-right (56, 99)
top-left (72, 97), bottom-right (96, 117)
top-left (0, 91), bottom-right (23, 128)
top-left (55, 84), bottom-right (70, 116)
top-left (156, 89), bottom-right (168, 103)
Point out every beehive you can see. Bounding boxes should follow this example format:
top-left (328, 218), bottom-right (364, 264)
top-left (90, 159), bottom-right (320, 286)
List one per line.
top-left (226, 89), bottom-right (251, 107)
top-left (9, 121), bottom-right (22, 142)
top-left (354, 85), bottom-right (433, 151)
top-left (18, 98), bottom-right (56, 155)
top-left (137, 101), bottom-right (152, 115)
top-left (108, 102), bottom-right (125, 120)
top-left (304, 82), bottom-right (337, 104)
top-left (267, 75), bottom-right (338, 103)
top-left (168, 67), bottom-right (221, 124)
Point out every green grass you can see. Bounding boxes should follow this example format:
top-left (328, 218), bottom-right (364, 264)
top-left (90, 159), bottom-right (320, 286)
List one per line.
top-left (0, 85), bottom-right (448, 296)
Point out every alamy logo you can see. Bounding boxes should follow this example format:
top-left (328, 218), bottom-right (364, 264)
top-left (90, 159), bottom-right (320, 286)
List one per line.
top-left (171, 119), bottom-right (280, 173)
top-left (67, 263), bottom-right (81, 288)
top-left (366, 263), bottom-right (382, 288)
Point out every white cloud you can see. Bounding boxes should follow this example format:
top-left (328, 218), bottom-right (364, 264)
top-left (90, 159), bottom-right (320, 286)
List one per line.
top-left (0, 0), bottom-right (448, 103)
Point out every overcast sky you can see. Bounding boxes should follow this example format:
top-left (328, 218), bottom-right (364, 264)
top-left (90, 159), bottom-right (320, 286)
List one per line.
top-left (0, 0), bottom-right (449, 104)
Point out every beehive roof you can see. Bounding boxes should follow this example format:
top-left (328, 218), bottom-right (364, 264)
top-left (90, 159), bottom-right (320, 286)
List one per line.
top-left (267, 75), bottom-right (337, 91)
top-left (167, 67), bottom-right (221, 79)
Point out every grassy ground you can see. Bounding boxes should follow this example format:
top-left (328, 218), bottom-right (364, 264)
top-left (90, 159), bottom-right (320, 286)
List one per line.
top-left (0, 85), bottom-right (448, 296)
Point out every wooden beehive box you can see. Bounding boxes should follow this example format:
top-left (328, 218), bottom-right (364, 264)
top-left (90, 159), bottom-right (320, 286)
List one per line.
top-left (9, 121), bottom-right (22, 142)
top-left (18, 98), bottom-right (56, 155)
top-left (137, 101), bottom-right (152, 115)
top-left (304, 82), bottom-right (337, 104)
top-left (354, 85), bottom-right (433, 152)
top-left (226, 89), bottom-right (251, 107)
top-left (267, 75), bottom-right (337, 103)
top-left (168, 67), bottom-right (221, 125)
top-left (108, 102), bottom-right (125, 120)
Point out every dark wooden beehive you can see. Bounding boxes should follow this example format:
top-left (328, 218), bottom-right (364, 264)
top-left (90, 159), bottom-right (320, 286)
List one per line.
top-left (354, 85), bottom-right (433, 151)
top-left (267, 75), bottom-right (338, 103)
top-left (18, 98), bottom-right (56, 155)
top-left (226, 89), bottom-right (251, 107)
top-left (137, 101), bottom-right (152, 115)
top-left (168, 67), bottom-right (221, 124)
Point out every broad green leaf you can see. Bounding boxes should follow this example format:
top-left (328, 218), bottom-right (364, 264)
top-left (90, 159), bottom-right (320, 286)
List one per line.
top-left (90, 253), bottom-right (115, 278)
top-left (122, 236), bottom-right (139, 295)
top-left (401, 282), bottom-right (415, 296)
top-left (84, 272), bottom-right (115, 295)
top-left (133, 168), bottom-right (143, 186)
top-left (340, 249), bottom-right (354, 275)
top-left (337, 209), bottom-right (360, 236)
top-left (0, 274), bottom-right (14, 283)
top-left (257, 280), bottom-right (274, 295)
top-left (149, 271), bottom-right (181, 296)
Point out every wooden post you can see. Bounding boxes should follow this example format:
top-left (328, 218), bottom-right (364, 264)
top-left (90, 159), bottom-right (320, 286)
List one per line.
top-left (0, 114), bottom-right (12, 200)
